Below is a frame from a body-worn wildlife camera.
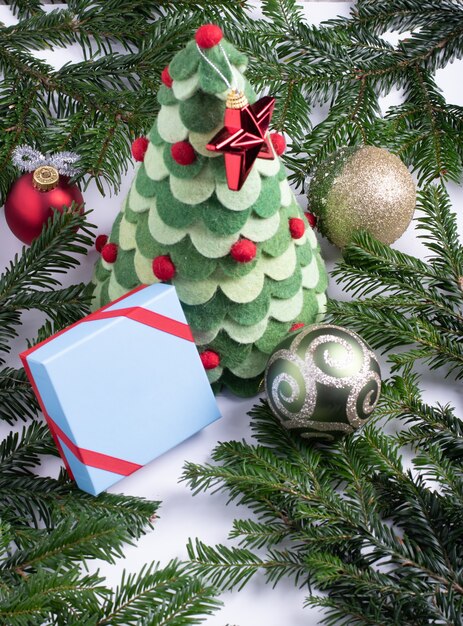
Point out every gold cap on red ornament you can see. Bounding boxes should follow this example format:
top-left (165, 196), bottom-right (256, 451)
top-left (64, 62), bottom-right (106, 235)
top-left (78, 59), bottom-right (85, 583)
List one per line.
top-left (32, 165), bottom-right (59, 191)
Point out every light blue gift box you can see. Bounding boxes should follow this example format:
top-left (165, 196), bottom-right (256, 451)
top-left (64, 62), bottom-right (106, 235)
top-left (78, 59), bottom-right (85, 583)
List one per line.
top-left (21, 284), bottom-right (221, 496)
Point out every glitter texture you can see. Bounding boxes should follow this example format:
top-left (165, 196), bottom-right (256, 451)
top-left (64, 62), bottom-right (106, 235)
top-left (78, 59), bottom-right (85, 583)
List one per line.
top-left (265, 324), bottom-right (381, 441)
top-left (308, 146), bottom-right (416, 248)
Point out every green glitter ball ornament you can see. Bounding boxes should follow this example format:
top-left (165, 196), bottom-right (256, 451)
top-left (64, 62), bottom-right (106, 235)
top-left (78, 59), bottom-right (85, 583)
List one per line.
top-left (265, 324), bottom-right (381, 442)
top-left (308, 146), bottom-right (416, 248)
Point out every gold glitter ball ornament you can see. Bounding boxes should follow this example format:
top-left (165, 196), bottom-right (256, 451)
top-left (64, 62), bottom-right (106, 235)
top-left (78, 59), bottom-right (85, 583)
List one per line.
top-left (265, 324), bottom-right (381, 442)
top-left (307, 146), bottom-right (416, 248)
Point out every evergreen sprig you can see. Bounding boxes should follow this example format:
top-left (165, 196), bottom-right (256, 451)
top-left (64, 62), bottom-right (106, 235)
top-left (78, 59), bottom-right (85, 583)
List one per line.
top-left (0, 212), bottom-right (220, 624)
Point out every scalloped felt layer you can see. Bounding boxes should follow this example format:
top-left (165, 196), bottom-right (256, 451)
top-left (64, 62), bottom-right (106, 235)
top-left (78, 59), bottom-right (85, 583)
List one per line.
top-left (316, 293), bottom-right (328, 319)
top-left (149, 123), bottom-right (163, 146)
top-left (219, 267), bottom-right (265, 304)
top-left (200, 197), bottom-right (250, 236)
top-left (169, 41), bottom-right (199, 81)
top-left (189, 221), bottom-right (238, 258)
top-left (301, 254), bottom-right (320, 289)
top-left (250, 175), bottom-right (281, 218)
top-left (220, 370), bottom-right (263, 397)
top-left (210, 157), bottom-right (227, 183)
top-left (279, 179), bottom-right (293, 207)
top-left (144, 142), bottom-right (169, 181)
top-left (113, 248), bottom-right (139, 289)
top-left (296, 241), bottom-right (312, 267)
top-left (241, 211), bottom-right (280, 242)
top-left (108, 271), bottom-right (128, 302)
top-left (134, 250), bottom-right (156, 285)
top-left (163, 143), bottom-right (204, 179)
top-left (216, 166), bottom-right (261, 211)
top-left (108, 211), bottom-right (122, 244)
top-left (170, 238), bottom-right (217, 280)
top-left (129, 181), bottom-right (153, 214)
top-left (189, 125), bottom-right (224, 157)
top-left (206, 365), bottom-right (223, 384)
top-left (315, 255), bottom-right (329, 293)
top-left (270, 288), bottom-right (303, 322)
top-left (208, 331), bottom-right (252, 369)
top-left (255, 152), bottom-right (280, 177)
top-left (229, 347), bottom-right (268, 378)
top-left (157, 84), bottom-right (178, 106)
top-left (135, 163), bottom-right (159, 197)
top-left (174, 273), bottom-right (218, 305)
top-left (221, 40), bottom-right (248, 71)
top-left (261, 216), bottom-right (291, 257)
top-left (148, 203), bottom-right (186, 245)
top-left (179, 92), bottom-right (225, 133)
top-left (268, 266), bottom-right (302, 299)
top-left (255, 318), bottom-right (292, 354)
top-left (99, 279), bottom-right (109, 307)
top-left (219, 250), bottom-right (260, 279)
top-left (172, 72), bottom-right (200, 101)
top-left (215, 66), bottom-right (246, 102)
top-left (119, 215), bottom-right (137, 250)
top-left (198, 45), bottom-right (233, 95)
top-left (156, 179), bottom-right (199, 229)
top-left (135, 211), bottom-right (165, 258)
top-left (94, 259), bottom-right (110, 282)
top-left (170, 163), bottom-right (215, 205)
top-left (157, 104), bottom-right (189, 143)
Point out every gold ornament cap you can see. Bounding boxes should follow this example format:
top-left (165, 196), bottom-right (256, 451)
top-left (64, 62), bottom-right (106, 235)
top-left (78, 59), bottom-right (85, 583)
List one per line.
top-left (32, 165), bottom-right (60, 191)
top-left (226, 89), bottom-right (248, 109)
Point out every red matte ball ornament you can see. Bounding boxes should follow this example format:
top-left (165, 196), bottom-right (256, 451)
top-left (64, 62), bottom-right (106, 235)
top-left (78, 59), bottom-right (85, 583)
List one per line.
top-left (171, 142), bottom-right (196, 166)
top-left (95, 234), bottom-right (108, 252)
top-left (153, 255), bottom-right (176, 281)
top-left (270, 132), bottom-right (286, 156)
top-left (195, 24), bottom-right (223, 49)
top-left (101, 242), bottom-right (118, 263)
top-left (305, 212), bottom-right (317, 228)
top-left (230, 239), bottom-right (257, 263)
top-left (4, 167), bottom-right (84, 245)
top-left (200, 350), bottom-right (221, 369)
top-left (161, 65), bottom-right (173, 88)
top-left (289, 217), bottom-right (305, 239)
top-left (131, 137), bottom-right (149, 162)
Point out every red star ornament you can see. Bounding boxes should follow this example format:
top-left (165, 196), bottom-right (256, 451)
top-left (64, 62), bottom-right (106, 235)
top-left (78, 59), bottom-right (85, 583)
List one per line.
top-left (207, 94), bottom-right (276, 191)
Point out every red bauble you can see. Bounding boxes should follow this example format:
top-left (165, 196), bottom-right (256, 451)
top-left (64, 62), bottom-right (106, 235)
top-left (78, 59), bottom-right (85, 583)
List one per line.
top-left (101, 243), bottom-right (118, 263)
top-left (131, 137), bottom-right (149, 162)
top-left (152, 255), bottom-right (176, 281)
top-left (195, 24), bottom-right (223, 49)
top-left (200, 350), bottom-right (221, 370)
top-left (230, 239), bottom-right (257, 263)
top-left (95, 234), bottom-right (109, 252)
top-left (305, 212), bottom-right (317, 228)
top-left (171, 142), bottom-right (196, 166)
top-left (270, 132), bottom-right (286, 156)
top-left (161, 65), bottom-right (173, 88)
top-left (290, 322), bottom-right (305, 332)
top-left (289, 217), bottom-right (305, 239)
top-left (4, 171), bottom-right (84, 245)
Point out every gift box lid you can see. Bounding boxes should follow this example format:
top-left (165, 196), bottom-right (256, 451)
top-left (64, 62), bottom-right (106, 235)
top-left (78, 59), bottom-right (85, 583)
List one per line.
top-left (21, 284), bottom-right (221, 495)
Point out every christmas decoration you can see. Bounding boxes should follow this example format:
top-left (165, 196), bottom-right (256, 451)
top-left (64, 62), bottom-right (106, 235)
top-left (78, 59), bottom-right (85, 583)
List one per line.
top-left (21, 284), bottom-right (221, 496)
top-left (264, 324), bottom-right (381, 441)
top-left (91, 24), bottom-right (328, 397)
top-left (307, 146), bottom-right (416, 248)
top-left (4, 146), bottom-right (84, 245)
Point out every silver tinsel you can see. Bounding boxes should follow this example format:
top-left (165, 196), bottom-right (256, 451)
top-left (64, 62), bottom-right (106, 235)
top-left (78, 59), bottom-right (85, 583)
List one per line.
top-left (12, 145), bottom-right (80, 176)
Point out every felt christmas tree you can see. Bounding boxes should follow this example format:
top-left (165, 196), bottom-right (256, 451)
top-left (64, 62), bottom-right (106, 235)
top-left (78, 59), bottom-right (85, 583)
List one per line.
top-left (91, 24), bottom-right (328, 396)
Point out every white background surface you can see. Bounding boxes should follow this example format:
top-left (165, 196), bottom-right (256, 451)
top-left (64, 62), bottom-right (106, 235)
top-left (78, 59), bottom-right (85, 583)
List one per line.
top-left (1, 3), bottom-right (462, 625)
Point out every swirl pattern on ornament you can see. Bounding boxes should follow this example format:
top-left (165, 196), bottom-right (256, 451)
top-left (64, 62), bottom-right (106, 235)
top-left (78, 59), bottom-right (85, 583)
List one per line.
top-left (266, 325), bottom-right (381, 440)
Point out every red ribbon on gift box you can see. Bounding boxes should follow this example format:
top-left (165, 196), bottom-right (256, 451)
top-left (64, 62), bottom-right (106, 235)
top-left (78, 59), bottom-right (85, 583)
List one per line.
top-left (21, 285), bottom-right (194, 479)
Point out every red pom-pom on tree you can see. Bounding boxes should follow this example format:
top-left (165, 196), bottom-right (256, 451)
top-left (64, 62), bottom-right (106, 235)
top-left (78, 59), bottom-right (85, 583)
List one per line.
top-left (290, 322), bottom-right (305, 332)
top-left (200, 350), bottom-right (221, 370)
top-left (230, 239), bottom-right (257, 263)
top-left (101, 242), bottom-right (118, 263)
top-left (161, 65), bottom-right (173, 88)
top-left (270, 132), bottom-right (286, 156)
top-left (171, 142), bottom-right (196, 166)
top-left (152, 255), bottom-right (176, 281)
top-left (289, 217), bottom-right (305, 239)
top-left (131, 137), bottom-right (149, 162)
top-left (195, 24), bottom-right (223, 49)
top-left (305, 212), bottom-right (317, 228)
top-left (95, 234), bottom-right (108, 252)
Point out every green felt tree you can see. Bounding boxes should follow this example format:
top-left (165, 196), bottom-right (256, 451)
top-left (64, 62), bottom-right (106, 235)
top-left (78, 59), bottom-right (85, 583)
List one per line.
top-left (91, 26), bottom-right (328, 397)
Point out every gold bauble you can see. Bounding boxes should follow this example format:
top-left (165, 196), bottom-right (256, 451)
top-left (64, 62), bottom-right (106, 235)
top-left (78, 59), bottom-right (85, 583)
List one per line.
top-left (308, 146), bottom-right (416, 248)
